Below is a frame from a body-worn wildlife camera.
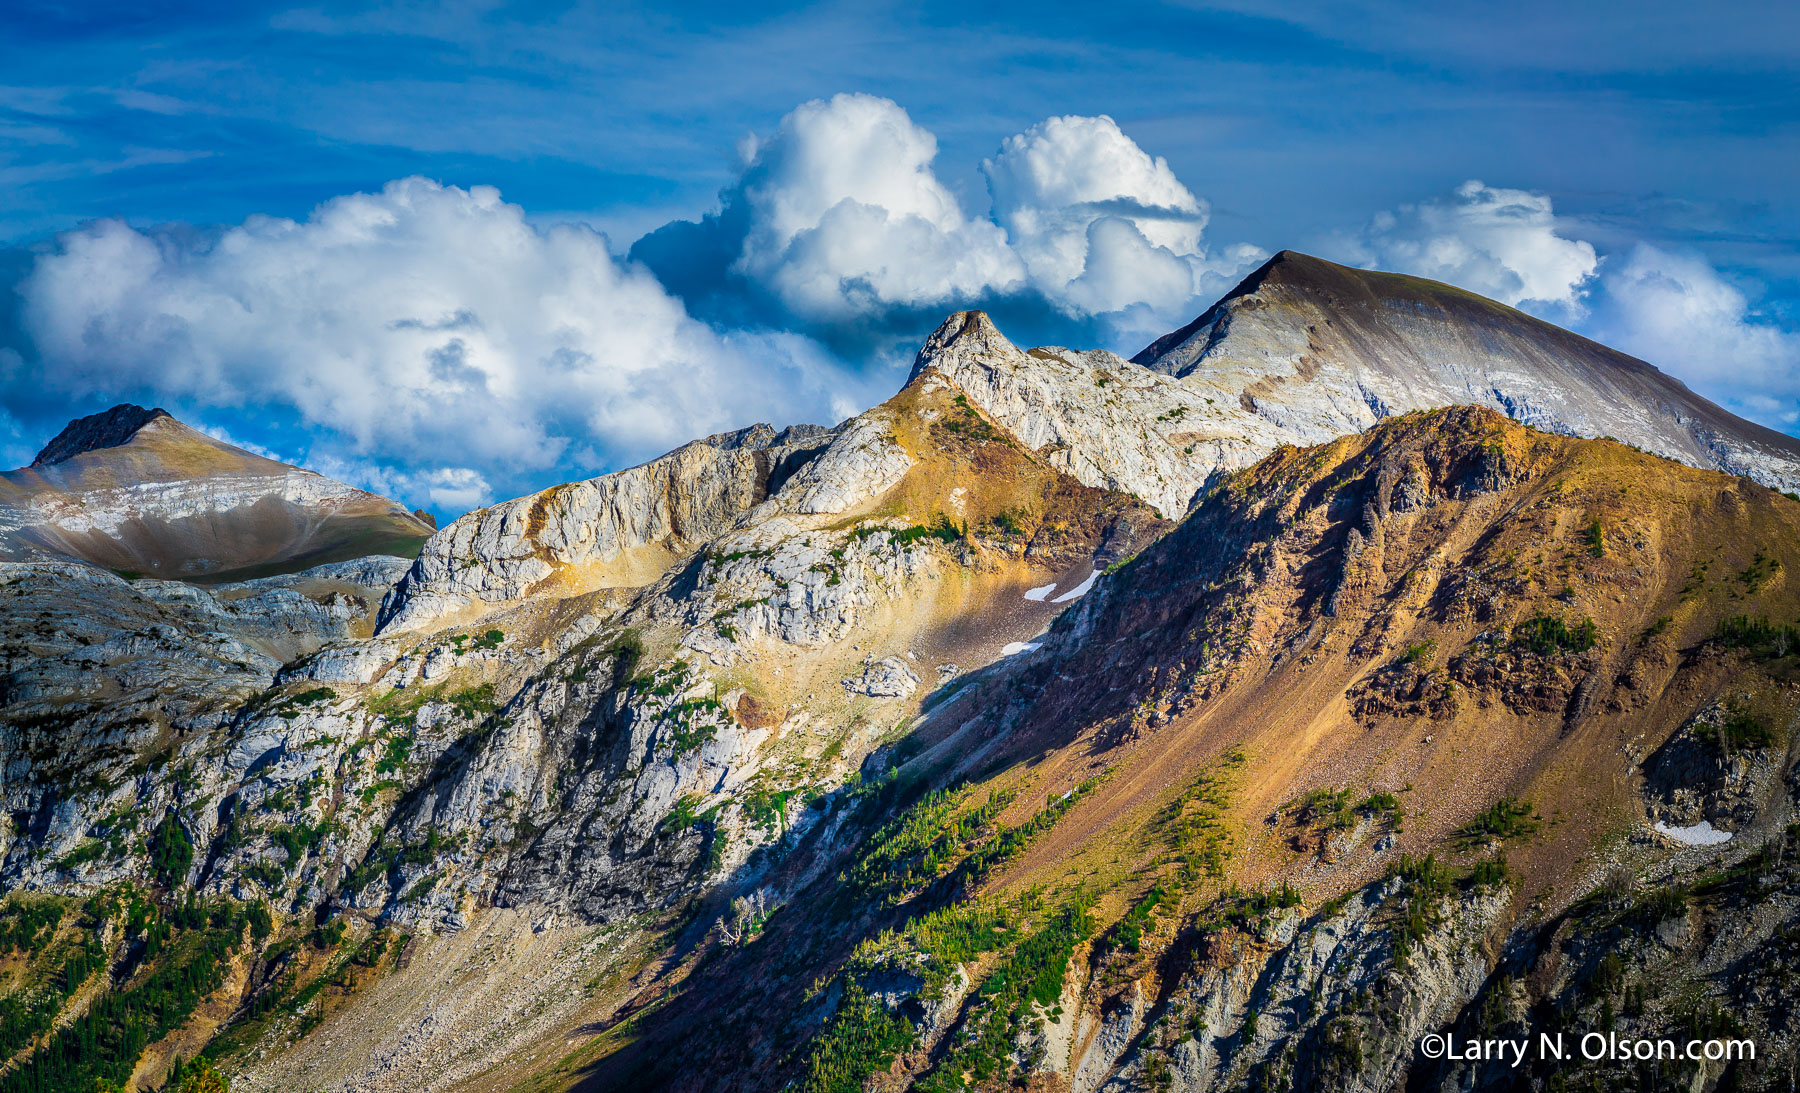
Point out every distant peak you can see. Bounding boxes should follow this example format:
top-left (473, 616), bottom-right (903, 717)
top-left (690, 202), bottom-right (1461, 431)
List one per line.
top-left (1203, 249), bottom-right (1342, 303)
top-left (1132, 250), bottom-right (1527, 366)
top-left (32, 404), bottom-right (173, 466)
top-left (907, 311), bottom-right (1017, 381)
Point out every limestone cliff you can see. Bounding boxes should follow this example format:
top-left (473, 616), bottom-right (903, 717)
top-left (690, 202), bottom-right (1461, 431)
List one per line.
top-left (374, 423), bottom-right (836, 634)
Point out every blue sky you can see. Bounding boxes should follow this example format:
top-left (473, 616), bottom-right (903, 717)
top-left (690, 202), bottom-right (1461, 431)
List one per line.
top-left (3, 1), bottom-right (1798, 517)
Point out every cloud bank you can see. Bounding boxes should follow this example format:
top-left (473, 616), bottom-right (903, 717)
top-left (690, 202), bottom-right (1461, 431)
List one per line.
top-left (5, 97), bottom-right (1796, 519)
top-left (16, 98), bottom-right (1269, 512)
top-left (633, 94), bottom-right (1263, 345)
top-left (1336, 179), bottom-right (1599, 319)
top-left (16, 178), bottom-right (872, 507)
top-left (1587, 245), bottom-right (1800, 427)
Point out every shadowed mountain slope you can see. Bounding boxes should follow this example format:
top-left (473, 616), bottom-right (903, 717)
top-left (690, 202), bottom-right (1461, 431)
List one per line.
top-left (568, 406), bottom-right (1800, 1093)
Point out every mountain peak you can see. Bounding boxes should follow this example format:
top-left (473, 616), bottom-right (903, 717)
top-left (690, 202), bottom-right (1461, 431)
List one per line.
top-left (1117, 250), bottom-right (1800, 492)
top-left (32, 403), bottom-right (174, 467)
top-left (6, 402), bottom-right (435, 578)
top-left (1128, 251), bottom-right (1373, 365)
top-left (907, 310), bottom-right (1019, 382)
top-left (1135, 250), bottom-right (1577, 368)
top-left (1246, 249), bottom-right (1517, 309)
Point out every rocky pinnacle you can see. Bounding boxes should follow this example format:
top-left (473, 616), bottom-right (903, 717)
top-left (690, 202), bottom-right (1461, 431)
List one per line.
top-left (31, 403), bottom-right (173, 466)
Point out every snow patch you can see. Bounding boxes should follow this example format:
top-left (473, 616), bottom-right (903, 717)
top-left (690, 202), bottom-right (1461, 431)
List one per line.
top-left (1000, 641), bottom-right (1042, 656)
top-left (1024, 582), bottom-right (1057, 602)
top-left (1653, 820), bottom-right (1733, 846)
top-left (1051, 570), bottom-right (1098, 603)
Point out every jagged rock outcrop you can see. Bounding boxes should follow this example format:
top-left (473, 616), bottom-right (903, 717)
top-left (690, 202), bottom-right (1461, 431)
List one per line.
top-left (764, 411), bottom-right (914, 517)
top-left (30, 403), bottom-right (173, 466)
top-left (375, 424), bottom-right (836, 634)
top-left (1424, 818), bottom-right (1800, 1093)
top-left (0, 555), bottom-right (410, 885)
top-left (1092, 880), bottom-right (1509, 1093)
top-left (1640, 701), bottom-right (1782, 832)
top-left (841, 656), bottom-right (920, 698)
top-left (909, 311), bottom-right (1278, 517)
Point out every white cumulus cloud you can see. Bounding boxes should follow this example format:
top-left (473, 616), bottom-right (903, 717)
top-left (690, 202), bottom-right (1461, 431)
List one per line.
top-left (422, 467), bottom-right (494, 512)
top-left (729, 93), bottom-right (1024, 323)
top-left (1337, 179), bottom-right (1599, 318)
top-left (983, 113), bottom-right (1249, 317)
top-left (18, 178), bottom-right (870, 508)
top-left (1586, 244), bottom-right (1800, 427)
top-left (634, 97), bottom-right (1259, 338)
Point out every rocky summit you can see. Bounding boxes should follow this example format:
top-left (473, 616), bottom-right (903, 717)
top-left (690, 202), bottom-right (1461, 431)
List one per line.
top-left (30, 404), bottom-right (175, 467)
top-left (4, 258), bottom-right (1800, 1093)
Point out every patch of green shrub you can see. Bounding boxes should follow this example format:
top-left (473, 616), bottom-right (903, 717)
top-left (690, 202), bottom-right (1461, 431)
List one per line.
top-left (1695, 700), bottom-right (1776, 751)
top-left (795, 983), bottom-right (918, 1093)
top-left (1712, 615), bottom-right (1800, 659)
top-left (150, 813), bottom-right (194, 890)
top-left (1455, 797), bottom-right (1538, 847)
top-left (1512, 613), bottom-right (1598, 655)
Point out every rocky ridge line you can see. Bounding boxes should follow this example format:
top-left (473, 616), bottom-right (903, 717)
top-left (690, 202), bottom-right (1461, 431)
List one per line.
top-left (912, 254), bottom-right (1800, 524)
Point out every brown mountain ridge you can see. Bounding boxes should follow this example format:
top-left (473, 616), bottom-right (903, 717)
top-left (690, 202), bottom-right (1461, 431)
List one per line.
top-left (0, 404), bottom-right (433, 580)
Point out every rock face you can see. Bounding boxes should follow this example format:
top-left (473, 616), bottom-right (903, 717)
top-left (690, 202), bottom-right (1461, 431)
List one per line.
top-left (1640, 701), bottom-right (1779, 831)
top-left (841, 656), bottom-right (920, 698)
top-left (1095, 881), bottom-right (1509, 1093)
top-left (375, 424), bottom-right (836, 634)
top-left (31, 403), bottom-right (173, 466)
top-left (915, 253), bottom-right (1800, 519)
top-left (0, 555), bottom-right (409, 887)
top-left (0, 406), bottom-right (434, 578)
top-left (908, 311), bottom-right (1283, 517)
